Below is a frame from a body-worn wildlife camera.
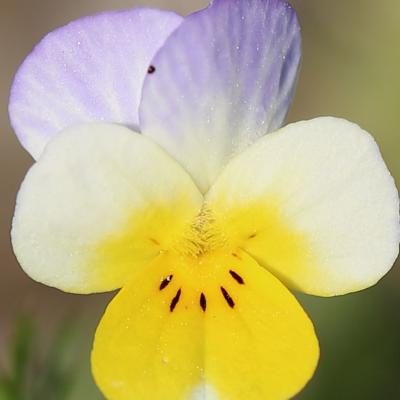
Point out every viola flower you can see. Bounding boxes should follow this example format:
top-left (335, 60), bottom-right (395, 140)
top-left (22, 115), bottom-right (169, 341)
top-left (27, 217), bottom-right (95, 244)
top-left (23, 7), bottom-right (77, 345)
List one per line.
top-left (9, 0), bottom-right (399, 399)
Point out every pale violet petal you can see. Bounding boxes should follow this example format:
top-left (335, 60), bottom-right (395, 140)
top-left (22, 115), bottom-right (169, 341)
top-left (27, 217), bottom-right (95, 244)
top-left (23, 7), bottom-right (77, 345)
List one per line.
top-left (9, 8), bottom-right (182, 159)
top-left (140, 0), bottom-right (301, 192)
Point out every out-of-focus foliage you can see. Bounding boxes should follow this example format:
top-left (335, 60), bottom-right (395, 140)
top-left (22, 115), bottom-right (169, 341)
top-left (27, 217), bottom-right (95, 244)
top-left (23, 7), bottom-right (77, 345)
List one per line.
top-left (0, 317), bottom-right (77, 400)
top-left (296, 277), bottom-right (400, 399)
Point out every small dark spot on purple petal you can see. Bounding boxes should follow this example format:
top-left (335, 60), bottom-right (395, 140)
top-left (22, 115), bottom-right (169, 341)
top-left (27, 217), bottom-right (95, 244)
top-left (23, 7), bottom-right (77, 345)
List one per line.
top-left (148, 65), bottom-right (156, 74)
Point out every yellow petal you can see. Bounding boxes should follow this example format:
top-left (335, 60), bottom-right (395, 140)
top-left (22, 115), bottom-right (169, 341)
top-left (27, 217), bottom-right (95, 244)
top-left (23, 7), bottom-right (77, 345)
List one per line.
top-left (207, 117), bottom-right (399, 296)
top-left (12, 123), bottom-right (202, 293)
top-left (92, 249), bottom-right (319, 400)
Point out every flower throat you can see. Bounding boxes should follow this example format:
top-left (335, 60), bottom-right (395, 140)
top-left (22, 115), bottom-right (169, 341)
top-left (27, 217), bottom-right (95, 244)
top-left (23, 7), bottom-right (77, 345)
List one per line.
top-left (175, 203), bottom-right (226, 258)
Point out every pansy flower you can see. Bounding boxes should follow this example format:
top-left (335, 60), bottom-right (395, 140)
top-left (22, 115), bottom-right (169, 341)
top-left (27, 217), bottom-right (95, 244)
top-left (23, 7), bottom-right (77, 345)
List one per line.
top-left (9, 0), bottom-right (399, 399)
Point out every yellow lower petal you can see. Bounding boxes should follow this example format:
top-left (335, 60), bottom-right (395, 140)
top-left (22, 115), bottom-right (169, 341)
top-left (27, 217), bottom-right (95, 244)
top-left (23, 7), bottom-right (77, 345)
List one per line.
top-left (92, 249), bottom-right (319, 400)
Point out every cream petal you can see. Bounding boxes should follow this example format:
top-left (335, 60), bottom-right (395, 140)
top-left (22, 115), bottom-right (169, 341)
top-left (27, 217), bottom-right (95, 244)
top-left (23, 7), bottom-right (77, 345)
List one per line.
top-left (12, 123), bottom-right (202, 293)
top-left (208, 117), bottom-right (399, 296)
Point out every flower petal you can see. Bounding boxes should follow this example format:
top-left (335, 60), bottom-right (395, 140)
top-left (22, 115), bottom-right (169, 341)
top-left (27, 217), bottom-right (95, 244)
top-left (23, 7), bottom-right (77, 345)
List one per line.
top-left (9, 8), bottom-right (182, 159)
top-left (92, 249), bottom-right (318, 400)
top-left (207, 117), bottom-right (400, 296)
top-left (12, 123), bottom-right (202, 294)
top-left (140, 0), bottom-right (301, 192)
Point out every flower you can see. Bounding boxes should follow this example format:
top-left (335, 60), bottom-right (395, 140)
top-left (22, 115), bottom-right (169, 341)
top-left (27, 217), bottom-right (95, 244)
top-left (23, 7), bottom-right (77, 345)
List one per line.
top-left (9, 0), bottom-right (400, 399)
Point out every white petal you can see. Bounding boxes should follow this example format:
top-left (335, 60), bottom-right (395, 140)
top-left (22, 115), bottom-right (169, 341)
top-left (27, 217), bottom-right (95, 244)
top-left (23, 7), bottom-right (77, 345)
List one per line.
top-left (207, 117), bottom-right (400, 296)
top-left (12, 123), bottom-right (202, 293)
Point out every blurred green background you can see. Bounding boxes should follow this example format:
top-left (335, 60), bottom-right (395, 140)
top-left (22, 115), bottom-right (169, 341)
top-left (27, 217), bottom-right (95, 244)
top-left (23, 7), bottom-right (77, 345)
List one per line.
top-left (0, 0), bottom-right (399, 399)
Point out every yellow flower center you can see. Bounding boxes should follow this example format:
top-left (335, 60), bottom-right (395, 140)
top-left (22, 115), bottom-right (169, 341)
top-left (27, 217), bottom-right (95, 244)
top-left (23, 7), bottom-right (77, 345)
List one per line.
top-left (174, 203), bottom-right (226, 258)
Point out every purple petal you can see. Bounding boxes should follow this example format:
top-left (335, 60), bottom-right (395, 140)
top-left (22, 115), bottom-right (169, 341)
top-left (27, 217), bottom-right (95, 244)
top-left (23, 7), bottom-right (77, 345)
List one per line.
top-left (139, 0), bottom-right (301, 193)
top-left (9, 8), bottom-right (182, 159)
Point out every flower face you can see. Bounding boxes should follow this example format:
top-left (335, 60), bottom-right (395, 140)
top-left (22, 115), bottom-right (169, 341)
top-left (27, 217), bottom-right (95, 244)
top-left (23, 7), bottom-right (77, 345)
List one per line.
top-left (9, 1), bottom-right (400, 399)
